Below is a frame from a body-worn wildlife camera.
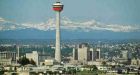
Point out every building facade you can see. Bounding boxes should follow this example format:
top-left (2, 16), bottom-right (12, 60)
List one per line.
top-left (78, 43), bottom-right (90, 62)
top-left (73, 43), bottom-right (101, 64)
top-left (0, 51), bottom-right (16, 65)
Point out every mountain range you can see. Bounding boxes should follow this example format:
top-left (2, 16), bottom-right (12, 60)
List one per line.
top-left (0, 17), bottom-right (140, 39)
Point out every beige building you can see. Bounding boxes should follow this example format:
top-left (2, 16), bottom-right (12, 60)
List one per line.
top-left (44, 59), bottom-right (54, 65)
top-left (78, 43), bottom-right (90, 63)
top-left (122, 50), bottom-right (128, 59)
top-left (0, 51), bottom-right (16, 65)
top-left (131, 59), bottom-right (140, 65)
top-left (40, 59), bottom-right (57, 66)
top-left (0, 59), bottom-right (12, 65)
top-left (0, 51), bottom-right (16, 60)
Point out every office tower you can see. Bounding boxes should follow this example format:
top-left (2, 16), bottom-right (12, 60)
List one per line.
top-left (96, 48), bottom-right (101, 59)
top-left (16, 45), bottom-right (20, 60)
top-left (89, 48), bottom-right (101, 61)
top-left (78, 43), bottom-right (89, 62)
top-left (73, 48), bottom-right (78, 60)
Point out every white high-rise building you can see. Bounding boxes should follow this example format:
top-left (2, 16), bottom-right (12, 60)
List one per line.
top-left (96, 48), bottom-right (101, 59)
top-left (26, 51), bottom-right (39, 65)
top-left (89, 48), bottom-right (101, 61)
top-left (16, 45), bottom-right (20, 62)
top-left (73, 48), bottom-right (78, 60)
top-left (89, 48), bottom-right (94, 61)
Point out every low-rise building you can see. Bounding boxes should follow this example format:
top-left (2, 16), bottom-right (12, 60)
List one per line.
top-left (0, 59), bottom-right (12, 65)
top-left (40, 59), bottom-right (56, 66)
top-left (0, 51), bottom-right (16, 65)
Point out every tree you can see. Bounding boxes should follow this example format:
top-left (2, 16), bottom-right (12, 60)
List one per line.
top-left (30, 59), bottom-right (36, 65)
top-left (18, 57), bottom-right (37, 66)
top-left (18, 57), bottom-right (30, 66)
top-left (127, 67), bottom-right (130, 74)
top-left (92, 65), bottom-right (98, 71)
top-left (102, 61), bottom-right (107, 73)
top-left (102, 61), bottom-right (107, 66)
top-left (42, 63), bottom-right (45, 66)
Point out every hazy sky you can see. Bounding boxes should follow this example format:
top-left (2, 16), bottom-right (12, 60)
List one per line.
top-left (0, 0), bottom-right (140, 24)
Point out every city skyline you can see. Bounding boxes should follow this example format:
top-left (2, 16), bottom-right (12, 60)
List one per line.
top-left (0, 0), bottom-right (140, 74)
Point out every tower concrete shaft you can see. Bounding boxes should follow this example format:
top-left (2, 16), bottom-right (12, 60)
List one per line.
top-left (53, 1), bottom-right (63, 63)
top-left (55, 12), bottom-right (61, 63)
